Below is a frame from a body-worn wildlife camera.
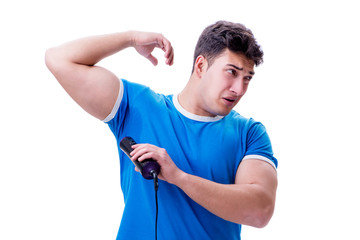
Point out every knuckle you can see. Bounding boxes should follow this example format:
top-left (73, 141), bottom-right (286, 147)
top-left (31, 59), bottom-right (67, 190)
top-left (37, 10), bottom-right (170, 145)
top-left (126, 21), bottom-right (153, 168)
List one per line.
top-left (159, 148), bottom-right (167, 155)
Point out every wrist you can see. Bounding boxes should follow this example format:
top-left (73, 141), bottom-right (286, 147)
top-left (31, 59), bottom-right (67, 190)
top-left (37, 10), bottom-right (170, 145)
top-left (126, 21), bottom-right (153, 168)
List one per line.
top-left (125, 30), bottom-right (138, 48)
top-left (170, 170), bottom-right (188, 187)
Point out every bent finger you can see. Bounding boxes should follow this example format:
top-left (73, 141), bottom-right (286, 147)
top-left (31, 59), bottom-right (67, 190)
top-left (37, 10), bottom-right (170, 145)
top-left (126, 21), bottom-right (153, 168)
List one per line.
top-left (147, 54), bottom-right (158, 66)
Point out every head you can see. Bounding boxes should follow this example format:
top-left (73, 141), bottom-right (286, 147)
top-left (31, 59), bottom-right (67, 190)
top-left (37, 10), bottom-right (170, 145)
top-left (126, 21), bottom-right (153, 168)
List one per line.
top-left (192, 21), bottom-right (263, 72)
top-left (183, 21), bottom-right (263, 117)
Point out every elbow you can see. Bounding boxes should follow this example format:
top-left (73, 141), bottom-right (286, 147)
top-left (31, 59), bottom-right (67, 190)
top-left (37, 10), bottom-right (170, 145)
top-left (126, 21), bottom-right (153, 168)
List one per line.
top-left (253, 204), bottom-right (274, 228)
top-left (234, 195), bottom-right (275, 228)
top-left (45, 47), bottom-right (57, 72)
top-left (231, 204), bottom-right (274, 228)
top-left (45, 47), bottom-right (69, 79)
top-left (242, 184), bottom-right (277, 228)
top-left (247, 201), bottom-right (275, 228)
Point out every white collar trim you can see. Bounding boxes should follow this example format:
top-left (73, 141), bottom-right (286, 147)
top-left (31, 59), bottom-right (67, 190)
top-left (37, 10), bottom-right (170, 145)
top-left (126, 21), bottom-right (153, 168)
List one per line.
top-left (172, 94), bottom-right (224, 122)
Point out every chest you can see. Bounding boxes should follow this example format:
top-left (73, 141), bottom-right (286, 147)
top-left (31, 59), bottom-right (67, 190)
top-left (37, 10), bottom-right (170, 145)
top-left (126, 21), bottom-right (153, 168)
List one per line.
top-left (162, 119), bottom-right (245, 184)
top-left (123, 97), bottom-right (246, 184)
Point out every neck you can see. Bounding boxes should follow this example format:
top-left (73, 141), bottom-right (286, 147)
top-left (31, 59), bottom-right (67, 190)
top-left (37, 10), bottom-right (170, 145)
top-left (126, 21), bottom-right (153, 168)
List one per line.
top-left (178, 74), bottom-right (216, 117)
top-left (178, 74), bottom-right (196, 110)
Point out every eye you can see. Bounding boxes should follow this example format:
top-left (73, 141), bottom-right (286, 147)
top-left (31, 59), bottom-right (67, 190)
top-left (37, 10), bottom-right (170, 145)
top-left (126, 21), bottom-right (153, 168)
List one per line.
top-left (226, 69), bottom-right (237, 76)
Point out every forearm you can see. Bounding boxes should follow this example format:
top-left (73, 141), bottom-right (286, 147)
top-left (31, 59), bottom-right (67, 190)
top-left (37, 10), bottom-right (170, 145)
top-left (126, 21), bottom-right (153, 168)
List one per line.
top-left (130, 144), bottom-right (276, 227)
top-left (47, 31), bottom-right (135, 66)
top-left (174, 172), bottom-right (275, 228)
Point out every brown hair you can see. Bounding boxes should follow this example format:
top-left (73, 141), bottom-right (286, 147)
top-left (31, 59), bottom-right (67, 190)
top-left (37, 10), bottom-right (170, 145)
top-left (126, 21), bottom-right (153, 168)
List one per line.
top-left (192, 21), bottom-right (264, 71)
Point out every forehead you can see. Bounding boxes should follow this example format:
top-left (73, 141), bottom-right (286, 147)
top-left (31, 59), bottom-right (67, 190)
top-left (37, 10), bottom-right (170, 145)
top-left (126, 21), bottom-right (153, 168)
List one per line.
top-left (214, 49), bottom-right (255, 71)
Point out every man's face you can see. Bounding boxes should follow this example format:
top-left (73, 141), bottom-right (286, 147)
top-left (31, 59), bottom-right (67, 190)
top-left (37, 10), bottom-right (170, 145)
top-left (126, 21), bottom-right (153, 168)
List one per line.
top-left (197, 49), bottom-right (255, 117)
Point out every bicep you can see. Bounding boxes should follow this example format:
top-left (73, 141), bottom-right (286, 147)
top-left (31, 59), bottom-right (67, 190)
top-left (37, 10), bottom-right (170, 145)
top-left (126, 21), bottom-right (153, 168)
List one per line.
top-left (233, 159), bottom-right (278, 227)
top-left (46, 53), bottom-right (121, 120)
top-left (235, 159), bottom-right (278, 199)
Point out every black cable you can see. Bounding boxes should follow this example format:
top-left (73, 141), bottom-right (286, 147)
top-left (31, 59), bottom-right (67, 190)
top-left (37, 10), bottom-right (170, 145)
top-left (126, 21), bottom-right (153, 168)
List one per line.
top-left (152, 172), bottom-right (159, 240)
top-left (155, 182), bottom-right (158, 240)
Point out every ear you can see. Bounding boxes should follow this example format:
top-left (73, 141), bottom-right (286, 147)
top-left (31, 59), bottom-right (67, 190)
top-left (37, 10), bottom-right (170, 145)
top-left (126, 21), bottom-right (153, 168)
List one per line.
top-left (194, 55), bottom-right (208, 78)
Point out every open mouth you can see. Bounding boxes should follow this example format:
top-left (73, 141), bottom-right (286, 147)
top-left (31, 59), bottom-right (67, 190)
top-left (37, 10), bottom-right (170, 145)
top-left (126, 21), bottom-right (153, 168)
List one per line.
top-left (223, 97), bottom-right (236, 106)
top-left (224, 98), bottom-right (235, 102)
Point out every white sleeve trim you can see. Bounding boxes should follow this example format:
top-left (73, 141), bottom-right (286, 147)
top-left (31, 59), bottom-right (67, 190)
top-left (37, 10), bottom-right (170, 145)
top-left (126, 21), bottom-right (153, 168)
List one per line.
top-left (102, 80), bottom-right (124, 122)
top-left (243, 155), bottom-right (277, 170)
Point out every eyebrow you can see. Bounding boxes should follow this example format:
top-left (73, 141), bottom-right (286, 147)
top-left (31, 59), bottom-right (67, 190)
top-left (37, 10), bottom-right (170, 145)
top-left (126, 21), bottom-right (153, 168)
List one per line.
top-left (227, 64), bottom-right (255, 75)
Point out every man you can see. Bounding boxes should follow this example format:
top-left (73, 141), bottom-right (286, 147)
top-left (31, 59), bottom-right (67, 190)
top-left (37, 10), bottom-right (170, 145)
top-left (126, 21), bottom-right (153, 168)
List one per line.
top-left (45, 21), bottom-right (278, 239)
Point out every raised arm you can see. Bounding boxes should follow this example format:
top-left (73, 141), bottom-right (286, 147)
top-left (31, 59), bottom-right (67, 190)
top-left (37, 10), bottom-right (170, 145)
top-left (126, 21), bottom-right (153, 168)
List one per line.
top-left (45, 31), bottom-right (174, 120)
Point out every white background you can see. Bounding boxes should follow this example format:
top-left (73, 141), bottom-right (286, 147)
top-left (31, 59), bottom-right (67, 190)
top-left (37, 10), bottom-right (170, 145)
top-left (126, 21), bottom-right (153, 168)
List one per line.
top-left (1, 0), bottom-right (359, 239)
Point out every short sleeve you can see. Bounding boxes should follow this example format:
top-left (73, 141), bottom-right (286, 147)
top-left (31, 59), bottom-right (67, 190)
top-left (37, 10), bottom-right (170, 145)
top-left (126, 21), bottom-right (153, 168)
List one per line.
top-left (102, 79), bottom-right (124, 123)
top-left (244, 121), bottom-right (278, 169)
top-left (104, 79), bottom-right (128, 141)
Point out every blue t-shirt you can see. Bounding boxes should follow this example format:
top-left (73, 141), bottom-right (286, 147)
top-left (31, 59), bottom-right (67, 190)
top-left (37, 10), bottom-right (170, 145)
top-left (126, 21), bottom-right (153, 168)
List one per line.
top-left (105, 79), bottom-right (277, 240)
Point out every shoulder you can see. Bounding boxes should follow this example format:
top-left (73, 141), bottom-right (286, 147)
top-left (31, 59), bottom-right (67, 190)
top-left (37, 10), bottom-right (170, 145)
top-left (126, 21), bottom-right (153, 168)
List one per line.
top-left (225, 110), bottom-right (262, 131)
top-left (122, 79), bottom-right (151, 98)
top-left (122, 79), bottom-right (168, 103)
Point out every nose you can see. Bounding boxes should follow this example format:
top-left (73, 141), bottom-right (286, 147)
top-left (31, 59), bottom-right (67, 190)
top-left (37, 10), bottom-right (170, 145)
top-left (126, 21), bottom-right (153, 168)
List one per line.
top-left (229, 79), bottom-right (245, 96)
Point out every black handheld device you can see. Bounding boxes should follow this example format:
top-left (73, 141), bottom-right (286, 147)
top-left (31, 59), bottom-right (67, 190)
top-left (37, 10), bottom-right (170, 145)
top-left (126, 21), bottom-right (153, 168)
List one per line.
top-left (119, 136), bottom-right (160, 240)
top-left (120, 137), bottom-right (161, 180)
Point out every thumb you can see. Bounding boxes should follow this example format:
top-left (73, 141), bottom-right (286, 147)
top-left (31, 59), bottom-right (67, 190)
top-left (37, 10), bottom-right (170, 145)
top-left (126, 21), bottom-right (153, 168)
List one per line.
top-left (146, 54), bottom-right (158, 66)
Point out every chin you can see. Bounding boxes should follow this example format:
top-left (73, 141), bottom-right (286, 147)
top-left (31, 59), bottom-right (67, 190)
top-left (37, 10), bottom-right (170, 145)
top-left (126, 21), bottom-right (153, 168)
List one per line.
top-left (221, 111), bottom-right (232, 117)
top-left (216, 108), bottom-right (232, 117)
top-left (209, 102), bottom-right (233, 117)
